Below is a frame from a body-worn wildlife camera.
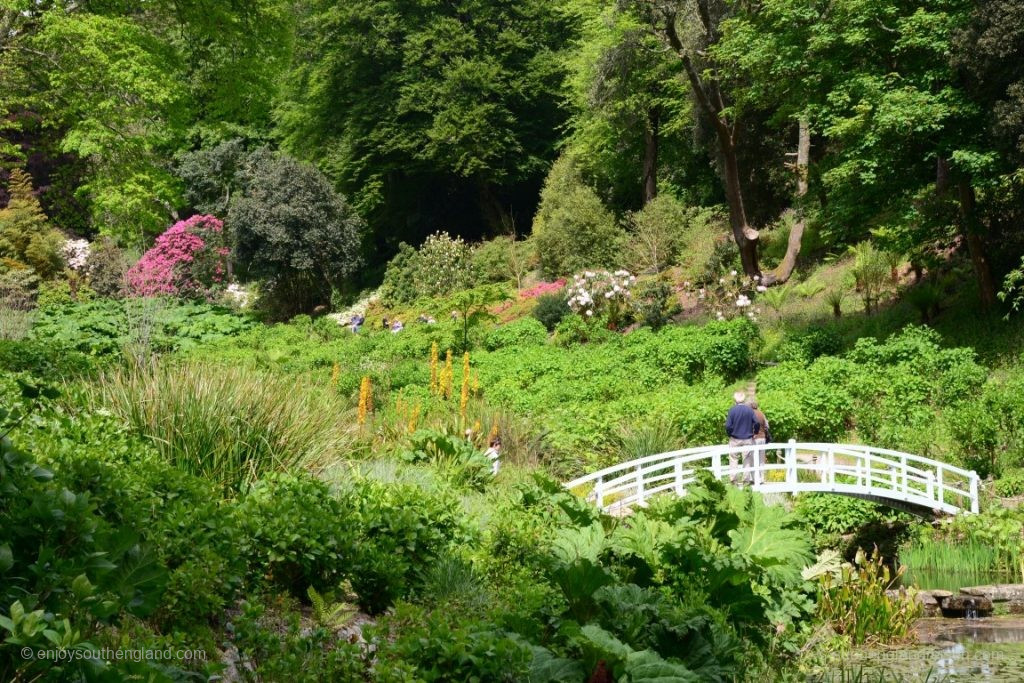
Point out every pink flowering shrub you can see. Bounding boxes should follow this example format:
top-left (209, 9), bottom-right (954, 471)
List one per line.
top-left (520, 279), bottom-right (565, 299)
top-left (126, 215), bottom-right (229, 299)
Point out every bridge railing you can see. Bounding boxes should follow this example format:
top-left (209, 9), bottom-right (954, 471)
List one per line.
top-left (563, 441), bottom-right (980, 516)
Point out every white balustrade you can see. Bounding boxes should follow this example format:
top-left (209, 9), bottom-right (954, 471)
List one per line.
top-left (563, 442), bottom-right (980, 517)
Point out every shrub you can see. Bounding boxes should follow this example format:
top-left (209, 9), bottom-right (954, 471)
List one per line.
top-left (532, 155), bottom-right (625, 277)
top-left (346, 481), bottom-right (463, 614)
top-left (237, 473), bottom-right (354, 594)
top-left (369, 604), bottom-right (532, 681)
top-left (532, 291), bottom-right (570, 331)
top-left (229, 149), bottom-right (364, 317)
top-left (625, 193), bottom-right (691, 274)
top-left (776, 327), bottom-right (842, 363)
top-left (632, 278), bottom-right (677, 330)
top-left (379, 242), bottom-right (419, 305)
top-left (414, 231), bottom-right (477, 297)
top-left (0, 416), bottom-right (177, 681)
top-left (90, 362), bottom-right (356, 492)
top-left (231, 600), bottom-right (366, 680)
top-left (485, 317), bottom-right (548, 350)
top-left (566, 269), bottom-right (636, 329)
top-left (86, 236), bottom-right (129, 297)
top-left (472, 235), bottom-right (536, 287)
top-left (993, 469), bottom-right (1024, 497)
top-left (126, 214), bottom-right (229, 299)
top-left (0, 169), bottom-right (65, 280)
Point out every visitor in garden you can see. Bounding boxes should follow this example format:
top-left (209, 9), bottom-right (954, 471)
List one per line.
top-left (724, 391), bottom-right (760, 485)
top-left (350, 313), bottom-right (364, 334)
top-left (391, 319), bottom-right (404, 333)
top-left (749, 398), bottom-right (771, 474)
top-left (485, 436), bottom-right (502, 476)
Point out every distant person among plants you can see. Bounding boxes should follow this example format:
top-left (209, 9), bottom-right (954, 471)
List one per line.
top-left (485, 436), bottom-right (501, 476)
top-left (749, 398), bottom-right (771, 470)
top-left (390, 320), bottom-right (404, 334)
top-left (724, 391), bottom-right (760, 484)
top-left (350, 313), bottom-right (364, 334)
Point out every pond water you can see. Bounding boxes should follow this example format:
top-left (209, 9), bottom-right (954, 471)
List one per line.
top-left (823, 619), bottom-right (1024, 682)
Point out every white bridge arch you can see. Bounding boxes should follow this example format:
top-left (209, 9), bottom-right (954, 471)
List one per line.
top-left (563, 441), bottom-right (980, 517)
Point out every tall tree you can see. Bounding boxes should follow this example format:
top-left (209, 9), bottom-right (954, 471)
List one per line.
top-left (563, 0), bottom-right (690, 208)
top-left (277, 0), bottom-right (572, 250)
top-left (627, 0), bottom-right (762, 276)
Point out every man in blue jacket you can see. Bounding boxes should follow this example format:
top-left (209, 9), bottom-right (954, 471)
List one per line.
top-left (724, 391), bottom-right (760, 484)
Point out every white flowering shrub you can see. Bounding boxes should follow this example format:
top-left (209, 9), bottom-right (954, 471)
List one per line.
top-left (566, 269), bottom-right (636, 328)
top-left (413, 232), bottom-right (477, 298)
top-left (686, 269), bottom-right (762, 323)
top-left (62, 238), bottom-right (91, 271)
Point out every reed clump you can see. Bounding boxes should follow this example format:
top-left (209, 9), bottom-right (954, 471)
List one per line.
top-left (91, 361), bottom-right (355, 492)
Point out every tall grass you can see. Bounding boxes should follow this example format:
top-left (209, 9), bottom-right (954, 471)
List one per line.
top-left (91, 361), bottom-right (357, 492)
top-left (899, 537), bottom-right (1020, 584)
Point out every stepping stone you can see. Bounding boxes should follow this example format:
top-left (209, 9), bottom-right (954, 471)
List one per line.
top-left (960, 584), bottom-right (1024, 603)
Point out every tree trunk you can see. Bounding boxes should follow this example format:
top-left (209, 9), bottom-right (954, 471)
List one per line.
top-left (718, 130), bottom-right (760, 277)
top-left (769, 117), bottom-right (810, 285)
top-left (663, 18), bottom-right (760, 278)
top-left (642, 107), bottom-right (660, 206)
top-left (957, 178), bottom-right (997, 308)
top-left (477, 181), bottom-right (511, 235)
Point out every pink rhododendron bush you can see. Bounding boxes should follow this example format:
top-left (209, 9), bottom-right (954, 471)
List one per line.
top-left (126, 215), bottom-right (229, 299)
top-left (520, 279), bottom-right (565, 299)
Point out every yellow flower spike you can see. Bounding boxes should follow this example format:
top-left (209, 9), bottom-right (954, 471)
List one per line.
top-left (429, 342), bottom-right (439, 395)
top-left (442, 350), bottom-right (453, 399)
top-left (331, 362), bottom-right (340, 388)
top-left (357, 375), bottom-right (373, 425)
top-left (460, 352), bottom-right (470, 421)
top-left (408, 403), bottom-right (420, 433)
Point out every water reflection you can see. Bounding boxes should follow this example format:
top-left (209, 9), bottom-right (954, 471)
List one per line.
top-left (828, 620), bottom-right (1024, 682)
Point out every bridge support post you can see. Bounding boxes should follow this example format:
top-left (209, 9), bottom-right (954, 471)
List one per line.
top-left (786, 439), bottom-right (796, 486)
top-left (674, 461), bottom-right (684, 496)
top-left (595, 478), bottom-right (604, 509)
top-left (970, 475), bottom-right (979, 514)
top-left (636, 464), bottom-right (645, 506)
top-left (925, 472), bottom-right (934, 501)
top-left (711, 450), bottom-right (722, 481)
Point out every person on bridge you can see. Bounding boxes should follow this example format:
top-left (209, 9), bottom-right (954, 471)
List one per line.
top-left (724, 391), bottom-right (760, 484)
top-left (749, 398), bottom-right (771, 474)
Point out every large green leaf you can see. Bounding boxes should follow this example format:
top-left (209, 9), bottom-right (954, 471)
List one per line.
top-left (726, 490), bottom-right (813, 585)
top-left (624, 650), bottom-right (699, 683)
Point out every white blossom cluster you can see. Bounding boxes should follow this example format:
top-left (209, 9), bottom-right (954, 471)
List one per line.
top-left (62, 238), bottom-right (91, 271)
top-left (685, 269), bottom-right (763, 323)
top-left (566, 269), bottom-right (636, 317)
top-left (223, 282), bottom-right (251, 308)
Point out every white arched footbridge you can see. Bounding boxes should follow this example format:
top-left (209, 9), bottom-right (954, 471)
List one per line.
top-left (564, 441), bottom-right (980, 517)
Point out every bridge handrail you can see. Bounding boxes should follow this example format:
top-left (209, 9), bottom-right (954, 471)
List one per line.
top-left (564, 442), bottom-right (976, 489)
top-left (563, 441), bottom-right (980, 515)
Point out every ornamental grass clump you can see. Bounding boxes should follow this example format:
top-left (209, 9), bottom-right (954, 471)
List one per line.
top-left (91, 362), bottom-right (355, 492)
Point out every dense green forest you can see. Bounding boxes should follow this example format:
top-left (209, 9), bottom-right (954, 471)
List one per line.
top-left (2, 0), bottom-right (1023, 304)
top-left (3, 0), bottom-right (1024, 681)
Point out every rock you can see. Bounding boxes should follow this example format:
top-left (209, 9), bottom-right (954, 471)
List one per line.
top-left (940, 594), bottom-right (994, 617)
top-left (960, 584), bottom-right (1024, 603)
top-left (915, 590), bottom-right (953, 617)
top-left (1008, 600), bottom-right (1024, 615)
